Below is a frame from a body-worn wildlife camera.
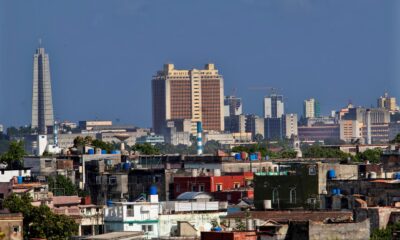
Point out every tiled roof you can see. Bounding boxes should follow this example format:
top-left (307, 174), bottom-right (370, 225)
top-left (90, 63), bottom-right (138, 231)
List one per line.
top-left (53, 196), bottom-right (81, 206)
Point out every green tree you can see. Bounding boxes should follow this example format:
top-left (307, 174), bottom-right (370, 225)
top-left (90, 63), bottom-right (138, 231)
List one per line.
top-left (91, 139), bottom-right (115, 153)
top-left (47, 175), bottom-right (77, 196)
top-left (354, 148), bottom-right (382, 163)
top-left (302, 145), bottom-right (352, 160)
top-left (132, 143), bottom-right (160, 155)
top-left (0, 141), bottom-right (25, 169)
top-left (3, 193), bottom-right (78, 239)
top-left (73, 136), bottom-right (93, 148)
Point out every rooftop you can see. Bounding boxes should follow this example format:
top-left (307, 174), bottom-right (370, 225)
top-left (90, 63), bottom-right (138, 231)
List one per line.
top-left (225, 210), bottom-right (353, 223)
top-left (81, 231), bottom-right (144, 240)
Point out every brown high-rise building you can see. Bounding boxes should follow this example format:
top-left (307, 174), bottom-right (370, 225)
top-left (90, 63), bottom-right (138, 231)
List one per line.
top-left (152, 63), bottom-right (224, 134)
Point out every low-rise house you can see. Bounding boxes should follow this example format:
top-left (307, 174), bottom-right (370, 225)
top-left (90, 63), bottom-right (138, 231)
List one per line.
top-left (223, 210), bottom-right (370, 240)
top-left (0, 212), bottom-right (23, 240)
top-left (253, 162), bottom-right (359, 209)
top-left (104, 191), bottom-right (228, 239)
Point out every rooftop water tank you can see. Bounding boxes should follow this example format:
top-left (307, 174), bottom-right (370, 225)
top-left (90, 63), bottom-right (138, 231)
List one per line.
top-left (123, 162), bottom-right (131, 171)
top-left (106, 200), bottom-right (113, 207)
top-left (327, 169), bottom-right (336, 179)
top-left (101, 150), bottom-right (107, 154)
top-left (234, 153), bottom-right (241, 160)
top-left (369, 172), bottom-right (377, 179)
top-left (249, 153), bottom-right (258, 161)
top-left (149, 186), bottom-right (158, 195)
top-left (88, 149), bottom-right (95, 155)
top-left (17, 176), bottom-right (23, 184)
top-left (263, 200), bottom-right (272, 209)
top-left (111, 150), bottom-right (117, 154)
top-left (212, 226), bottom-right (222, 232)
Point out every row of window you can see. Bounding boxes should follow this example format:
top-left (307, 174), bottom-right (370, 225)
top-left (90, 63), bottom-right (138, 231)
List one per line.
top-left (272, 188), bottom-right (297, 204)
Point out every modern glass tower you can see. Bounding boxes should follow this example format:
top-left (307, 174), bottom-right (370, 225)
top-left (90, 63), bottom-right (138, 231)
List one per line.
top-left (31, 47), bottom-right (54, 134)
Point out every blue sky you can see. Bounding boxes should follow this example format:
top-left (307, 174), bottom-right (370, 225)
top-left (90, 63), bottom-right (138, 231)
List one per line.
top-left (0, 0), bottom-right (398, 128)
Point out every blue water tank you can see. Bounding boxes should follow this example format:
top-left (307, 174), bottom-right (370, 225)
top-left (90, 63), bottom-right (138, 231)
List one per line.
top-left (234, 153), bottom-right (241, 160)
top-left (17, 176), bottom-right (23, 184)
top-left (101, 150), bottom-right (107, 154)
top-left (111, 150), bottom-right (117, 154)
top-left (395, 173), bottom-right (400, 179)
top-left (115, 150), bottom-right (121, 154)
top-left (106, 200), bottom-right (113, 207)
top-left (331, 189), bottom-right (337, 195)
top-left (249, 154), bottom-right (258, 161)
top-left (149, 186), bottom-right (158, 195)
top-left (336, 189), bottom-right (341, 195)
top-left (123, 162), bottom-right (131, 170)
top-left (327, 169), bottom-right (336, 179)
top-left (88, 149), bottom-right (95, 155)
top-left (265, 155), bottom-right (270, 161)
top-left (213, 226), bottom-right (222, 232)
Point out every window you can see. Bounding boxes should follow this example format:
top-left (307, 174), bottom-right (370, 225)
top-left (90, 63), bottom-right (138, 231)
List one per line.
top-left (216, 184), bottom-right (223, 191)
top-left (127, 205), bottom-right (134, 216)
top-left (309, 166), bottom-right (316, 175)
top-left (191, 185), bottom-right (197, 192)
top-left (176, 184), bottom-right (180, 193)
top-left (272, 188), bottom-right (279, 204)
top-left (307, 198), bottom-right (316, 204)
top-left (13, 226), bottom-right (20, 233)
top-left (109, 176), bottom-right (117, 185)
top-left (45, 160), bottom-right (52, 168)
top-left (129, 223), bottom-right (133, 226)
top-left (199, 185), bottom-right (205, 192)
top-left (289, 188), bottom-right (297, 204)
top-left (234, 182), bottom-right (240, 189)
top-left (142, 225), bottom-right (153, 232)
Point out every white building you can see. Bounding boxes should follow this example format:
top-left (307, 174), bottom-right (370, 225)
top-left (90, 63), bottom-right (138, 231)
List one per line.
top-left (105, 201), bottom-right (160, 239)
top-left (304, 98), bottom-right (317, 118)
top-left (104, 191), bottom-right (228, 239)
top-left (283, 113), bottom-right (298, 138)
top-left (0, 169), bottom-right (31, 183)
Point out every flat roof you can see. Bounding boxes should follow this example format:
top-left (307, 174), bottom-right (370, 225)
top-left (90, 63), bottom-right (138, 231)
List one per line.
top-left (82, 231), bottom-right (144, 240)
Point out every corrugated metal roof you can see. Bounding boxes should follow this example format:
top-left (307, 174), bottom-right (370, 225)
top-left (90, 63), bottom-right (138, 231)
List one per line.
top-left (176, 192), bottom-right (212, 200)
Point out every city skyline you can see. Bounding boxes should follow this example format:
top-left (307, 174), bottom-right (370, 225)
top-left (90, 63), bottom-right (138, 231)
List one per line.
top-left (1, 0), bottom-right (398, 128)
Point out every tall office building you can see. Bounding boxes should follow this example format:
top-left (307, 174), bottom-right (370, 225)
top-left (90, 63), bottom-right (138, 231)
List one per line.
top-left (283, 113), bottom-right (298, 138)
top-left (152, 63), bottom-right (224, 134)
top-left (245, 114), bottom-right (264, 140)
top-left (264, 94), bottom-right (284, 118)
top-left (31, 47), bottom-right (54, 134)
top-left (377, 92), bottom-right (397, 112)
top-left (224, 96), bottom-right (242, 117)
top-left (303, 98), bottom-right (320, 118)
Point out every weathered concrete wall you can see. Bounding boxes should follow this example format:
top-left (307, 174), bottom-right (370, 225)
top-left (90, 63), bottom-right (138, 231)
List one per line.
top-left (177, 221), bottom-right (198, 237)
top-left (158, 212), bottom-right (226, 237)
top-left (308, 219), bottom-right (370, 240)
top-left (354, 207), bottom-right (400, 231)
top-left (318, 163), bottom-right (358, 194)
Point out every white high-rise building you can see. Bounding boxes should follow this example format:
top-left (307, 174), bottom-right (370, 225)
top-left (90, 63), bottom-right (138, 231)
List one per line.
top-left (264, 94), bottom-right (284, 118)
top-left (31, 47), bottom-right (54, 134)
top-left (283, 113), bottom-right (298, 138)
top-left (303, 98), bottom-right (320, 118)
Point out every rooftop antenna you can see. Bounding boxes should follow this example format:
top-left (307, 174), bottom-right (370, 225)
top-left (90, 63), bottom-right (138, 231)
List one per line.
top-left (38, 38), bottom-right (42, 48)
